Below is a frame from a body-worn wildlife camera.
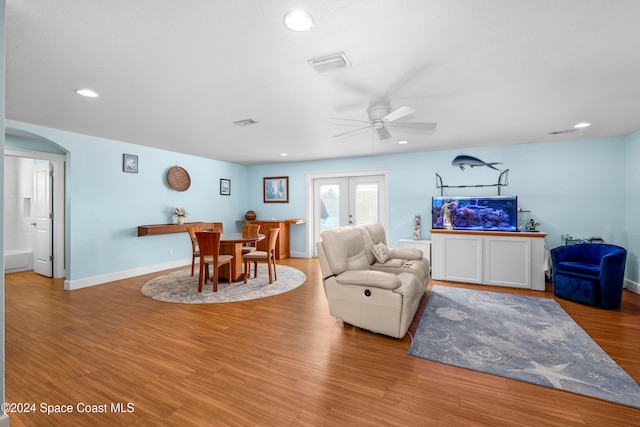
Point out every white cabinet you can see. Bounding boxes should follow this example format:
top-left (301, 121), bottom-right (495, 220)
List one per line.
top-left (398, 239), bottom-right (431, 266)
top-left (431, 230), bottom-right (547, 291)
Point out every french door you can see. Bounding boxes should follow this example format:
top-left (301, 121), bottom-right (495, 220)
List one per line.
top-left (308, 171), bottom-right (388, 256)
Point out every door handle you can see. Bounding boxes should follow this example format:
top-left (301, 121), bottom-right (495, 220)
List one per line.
top-left (30, 222), bottom-right (37, 226)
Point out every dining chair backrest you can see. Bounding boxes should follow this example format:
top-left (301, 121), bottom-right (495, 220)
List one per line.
top-left (267, 227), bottom-right (280, 253)
top-left (195, 231), bottom-right (222, 259)
top-left (242, 224), bottom-right (261, 239)
top-left (211, 222), bottom-right (223, 233)
top-left (187, 226), bottom-right (205, 250)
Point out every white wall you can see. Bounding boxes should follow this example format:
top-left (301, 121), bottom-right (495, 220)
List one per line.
top-left (3, 156), bottom-right (35, 251)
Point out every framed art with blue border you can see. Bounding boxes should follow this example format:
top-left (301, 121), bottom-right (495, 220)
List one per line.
top-left (123, 154), bottom-right (138, 173)
top-left (220, 178), bottom-right (231, 195)
top-left (263, 176), bottom-right (288, 203)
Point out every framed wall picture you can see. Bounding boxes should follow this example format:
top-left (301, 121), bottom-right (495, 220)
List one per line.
top-left (263, 176), bottom-right (289, 203)
top-left (220, 178), bottom-right (231, 196)
top-left (123, 154), bottom-right (138, 173)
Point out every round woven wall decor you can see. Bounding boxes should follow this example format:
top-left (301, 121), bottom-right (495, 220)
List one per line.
top-left (167, 166), bottom-right (191, 191)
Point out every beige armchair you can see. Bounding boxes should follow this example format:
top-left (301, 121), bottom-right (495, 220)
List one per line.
top-left (316, 224), bottom-right (429, 339)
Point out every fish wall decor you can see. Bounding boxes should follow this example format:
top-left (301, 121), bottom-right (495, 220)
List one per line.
top-left (452, 155), bottom-right (502, 171)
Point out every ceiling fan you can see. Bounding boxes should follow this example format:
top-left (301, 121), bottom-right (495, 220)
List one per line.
top-left (332, 105), bottom-right (437, 141)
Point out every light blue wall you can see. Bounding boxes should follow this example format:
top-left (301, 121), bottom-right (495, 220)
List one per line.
top-left (248, 137), bottom-right (628, 254)
top-left (625, 131), bottom-right (640, 283)
top-left (5, 119), bottom-right (636, 287)
top-left (6, 120), bottom-right (248, 282)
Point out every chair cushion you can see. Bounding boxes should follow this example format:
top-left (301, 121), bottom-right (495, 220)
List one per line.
top-left (557, 261), bottom-right (600, 276)
top-left (553, 273), bottom-right (598, 306)
top-left (371, 242), bottom-right (392, 263)
top-left (202, 254), bottom-right (233, 264)
top-left (243, 250), bottom-right (269, 260)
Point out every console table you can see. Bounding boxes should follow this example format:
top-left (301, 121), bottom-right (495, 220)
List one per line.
top-left (241, 219), bottom-right (305, 259)
top-left (137, 222), bottom-right (219, 236)
top-left (431, 229), bottom-right (548, 291)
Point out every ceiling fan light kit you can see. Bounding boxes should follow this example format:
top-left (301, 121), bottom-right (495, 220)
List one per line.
top-left (332, 104), bottom-right (437, 141)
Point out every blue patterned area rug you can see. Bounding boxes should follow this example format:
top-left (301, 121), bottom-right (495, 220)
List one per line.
top-left (408, 286), bottom-right (640, 409)
top-left (141, 265), bottom-right (306, 304)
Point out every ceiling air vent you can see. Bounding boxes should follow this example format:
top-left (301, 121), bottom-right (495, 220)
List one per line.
top-left (548, 129), bottom-right (577, 135)
top-left (308, 52), bottom-right (352, 72)
top-left (234, 119), bottom-right (258, 126)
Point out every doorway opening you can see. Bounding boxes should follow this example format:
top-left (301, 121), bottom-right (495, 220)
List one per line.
top-left (4, 148), bottom-right (66, 278)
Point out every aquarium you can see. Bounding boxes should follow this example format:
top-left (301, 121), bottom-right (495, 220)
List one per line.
top-left (432, 196), bottom-right (518, 232)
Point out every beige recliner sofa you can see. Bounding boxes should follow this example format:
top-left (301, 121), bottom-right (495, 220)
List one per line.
top-left (316, 224), bottom-right (430, 338)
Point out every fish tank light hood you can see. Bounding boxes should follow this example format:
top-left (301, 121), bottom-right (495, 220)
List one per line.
top-left (432, 195), bottom-right (517, 232)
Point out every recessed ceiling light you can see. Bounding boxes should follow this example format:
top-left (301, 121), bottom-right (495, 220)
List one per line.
top-left (75, 88), bottom-right (99, 98)
top-left (280, 153), bottom-right (288, 157)
top-left (574, 122), bottom-right (591, 128)
top-left (284, 10), bottom-right (313, 31)
top-left (398, 140), bottom-right (409, 145)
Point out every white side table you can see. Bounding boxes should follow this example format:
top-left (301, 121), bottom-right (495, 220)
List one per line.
top-left (398, 239), bottom-right (431, 266)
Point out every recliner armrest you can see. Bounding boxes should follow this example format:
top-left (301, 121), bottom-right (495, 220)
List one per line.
top-left (390, 247), bottom-right (423, 260)
top-left (335, 270), bottom-right (401, 290)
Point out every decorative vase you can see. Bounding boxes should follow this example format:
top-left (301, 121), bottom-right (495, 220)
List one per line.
top-left (413, 215), bottom-right (421, 240)
top-left (245, 210), bottom-right (256, 220)
top-left (177, 216), bottom-right (185, 225)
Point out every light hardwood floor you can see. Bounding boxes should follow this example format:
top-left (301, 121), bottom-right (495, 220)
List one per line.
top-left (5, 258), bottom-right (640, 426)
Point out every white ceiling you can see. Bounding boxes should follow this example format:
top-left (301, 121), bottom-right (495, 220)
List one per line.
top-left (6, 1), bottom-right (640, 165)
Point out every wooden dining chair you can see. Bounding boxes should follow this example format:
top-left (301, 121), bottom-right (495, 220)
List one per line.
top-left (243, 227), bottom-right (280, 284)
top-left (187, 225), bottom-right (205, 276)
top-left (195, 231), bottom-right (233, 292)
top-left (211, 222), bottom-right (223, 232)
top-left (241, 224), bottom-right (261, 252)
top-left (241, 224), bottom-right (262, 277)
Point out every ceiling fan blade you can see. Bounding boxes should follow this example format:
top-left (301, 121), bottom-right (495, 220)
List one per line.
top-left (388, 121), bottom-right (437, 131)
top-left (331, 117), bottom-right (371, 124)
top-left (332, 125), bottom-right (371, 138)
top-left (376, 127), bottom-right (392, 140)
top-left (383, 106), bottom-right (416, 122)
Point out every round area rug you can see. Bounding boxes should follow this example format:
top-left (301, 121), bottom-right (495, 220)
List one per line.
top-left (141, 265), bottom-right (306, 304)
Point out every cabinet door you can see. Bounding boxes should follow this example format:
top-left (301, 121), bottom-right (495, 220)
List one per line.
top-left (439, 234), bottom-right (483, 284)
top-left (253, 222), bottom-right (289, 259)
top-left (484, 236), bottom-right (530, 288)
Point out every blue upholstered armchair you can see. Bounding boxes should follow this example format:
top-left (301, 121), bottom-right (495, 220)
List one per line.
top-left (551, 243), bottom-right (627, 309)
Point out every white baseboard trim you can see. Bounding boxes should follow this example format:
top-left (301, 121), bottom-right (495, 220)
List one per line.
top-left (625, 279), bottom-right (640, 295)
top-left (290, 251), bottom-right (311, 259)
top-left (64, 258), bottom-right (191, 290)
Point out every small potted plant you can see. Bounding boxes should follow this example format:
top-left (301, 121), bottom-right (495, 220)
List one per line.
top-left (174, 207), bottom-right (188, 225)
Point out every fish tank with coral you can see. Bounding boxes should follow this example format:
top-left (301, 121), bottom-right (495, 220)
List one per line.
top-left (432, 196), bottom-right (518, 231)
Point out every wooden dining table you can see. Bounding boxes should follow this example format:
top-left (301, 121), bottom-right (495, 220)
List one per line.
top-left (218, 232), bottom-right (265, 282)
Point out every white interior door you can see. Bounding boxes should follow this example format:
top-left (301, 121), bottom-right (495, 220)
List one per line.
top-left (33, 162), bottom-right (53, 277)
top-left (311, 173), bottom-right (387, 256)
